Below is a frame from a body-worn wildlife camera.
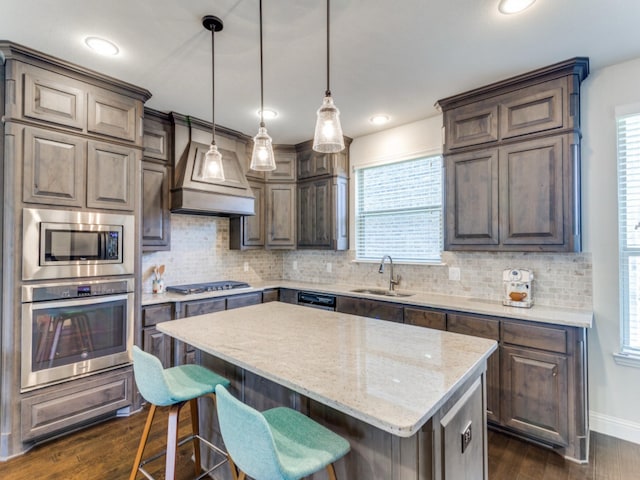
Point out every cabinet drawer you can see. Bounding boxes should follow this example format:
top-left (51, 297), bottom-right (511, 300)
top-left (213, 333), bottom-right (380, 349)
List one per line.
top-left (404, 307), bottom-right (446, 331)
top-left (336, 297), bottom-right (404, 323)
top-left (182, 298), bottom-right (226, 317)
top-left (262, 289), bottom-right (279, 303)
top-left (142, 303), bottom-right (173, 327)
top-left (279, 289), bottom-right (298, 304)
top-left (447, 313), bottom-right (499, 340)
top-left (226, 292), bottom-right (262, 310)
top-left (21, 368), bottom-right (132, 441)
top-left (502, 321), bottom-right (567, 354)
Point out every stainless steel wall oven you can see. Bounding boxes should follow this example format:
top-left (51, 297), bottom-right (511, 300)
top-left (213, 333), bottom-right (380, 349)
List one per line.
top-left (22, 208), bottom-right (134, 280)
top-left (21, 279), bottom-right (134, 391)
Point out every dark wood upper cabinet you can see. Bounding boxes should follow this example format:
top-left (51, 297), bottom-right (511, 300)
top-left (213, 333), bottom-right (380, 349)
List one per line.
top-left (437, 57), bottom-right (588, 252)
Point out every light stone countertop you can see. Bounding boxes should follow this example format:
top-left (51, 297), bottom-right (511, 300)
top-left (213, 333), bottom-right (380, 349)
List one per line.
top-left (156, 302), bottom-right (497, 437)
top-left (143, 280), bottom-right (593, 328)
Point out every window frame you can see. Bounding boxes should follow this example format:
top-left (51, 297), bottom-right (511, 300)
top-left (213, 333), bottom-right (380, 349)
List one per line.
top-left (354, 154), bottom-right (444, 264)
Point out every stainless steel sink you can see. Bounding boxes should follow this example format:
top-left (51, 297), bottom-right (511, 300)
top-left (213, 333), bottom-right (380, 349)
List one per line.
top-left (350, 288), bottom-right (414, 298)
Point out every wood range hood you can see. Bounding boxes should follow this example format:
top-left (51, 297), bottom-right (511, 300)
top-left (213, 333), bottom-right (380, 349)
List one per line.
top-left (169, 112), bottom-right (255, 217)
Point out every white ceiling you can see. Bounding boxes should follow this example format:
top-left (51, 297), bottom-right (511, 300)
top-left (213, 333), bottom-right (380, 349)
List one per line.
top-left (2, 0), bottom-right (640, 144)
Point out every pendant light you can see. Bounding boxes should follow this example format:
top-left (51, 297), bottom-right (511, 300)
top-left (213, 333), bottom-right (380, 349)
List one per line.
top-left (250, 0), bottom-right (277, 171)
top-left (202, 15), bottom-right (225, 181)
top-left (313, 0), bottom-right (345, 153)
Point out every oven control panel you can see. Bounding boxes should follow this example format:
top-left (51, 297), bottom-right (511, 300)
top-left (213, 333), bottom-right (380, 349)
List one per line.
top-left (23, 279), bottom-right (133, 302)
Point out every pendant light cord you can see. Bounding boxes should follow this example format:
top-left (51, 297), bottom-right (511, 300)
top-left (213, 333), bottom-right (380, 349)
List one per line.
top-left (211, 26), bottom-right (217, 144)
top-left (260, 0), bottom-right (265, 127)
top-left (325, 0), bottom-right (331, 97)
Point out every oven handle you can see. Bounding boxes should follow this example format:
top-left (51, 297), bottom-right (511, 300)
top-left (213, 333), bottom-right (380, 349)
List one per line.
top-left (24, 292), bottom-right (133, 310)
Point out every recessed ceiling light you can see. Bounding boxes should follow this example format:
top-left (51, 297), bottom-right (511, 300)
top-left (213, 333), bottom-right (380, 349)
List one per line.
top-left (498, 0), bottom-right (536, 14)
top-left (258, 109), bottom-right (278, 120)
top-left (84, 36), bottom-right (120, 56)
top-left (369, 114), bottom-right (390, 125)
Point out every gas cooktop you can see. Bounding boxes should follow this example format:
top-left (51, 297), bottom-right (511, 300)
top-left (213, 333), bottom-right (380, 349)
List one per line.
top-left (165, 280), bottom-right (251, 295)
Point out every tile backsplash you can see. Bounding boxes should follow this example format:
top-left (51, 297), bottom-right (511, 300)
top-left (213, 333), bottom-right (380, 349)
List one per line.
top-left (144, 215), bottom-right (592, 310)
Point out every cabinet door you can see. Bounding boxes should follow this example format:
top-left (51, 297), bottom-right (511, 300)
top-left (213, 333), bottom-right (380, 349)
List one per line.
top-left (404, 307), bottom-right (446, 331)
top-left (499, 135), bottom-right (566, 246)
top-left (22, 127), bottom-right (86, 207)
top-left (266, 183), bottom-right (296, 248)
top-left (265, 150), bottom-right (296, 181)
top-left (88, 91), bottom-right (138, 142)
top-left (87, 141), bottom-right (136, 211)
top-left (22, 69), bottom-right (85, 129)
top-left (445, 149), bottom-right (499, 248)
top-left (501, 345), bottom-right (569, 446)
top-left (244, 181), bottom-right (265, 246)
top-left (142, 161), bottom-right (171, 251)
top-left (297, 181), bottom-right (314, 246)
top-left (447, 314), bottom-right (500, 423)
top-left (445, 102), bottom-right (498, 151)
top-left (141, 303), bottom-right (173, 327)
top-left (143, 113), bottom-right (171, 162)
top-left (297, 147), bottom-right (330, 179)
top-left (142, 328), bottom-right (171, 368)
top-left (336, 296), bottom-right (403, 323)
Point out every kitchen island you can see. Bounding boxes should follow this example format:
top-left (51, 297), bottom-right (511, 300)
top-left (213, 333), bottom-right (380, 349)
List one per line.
top-left (157, 302), bottom-right (497, 479)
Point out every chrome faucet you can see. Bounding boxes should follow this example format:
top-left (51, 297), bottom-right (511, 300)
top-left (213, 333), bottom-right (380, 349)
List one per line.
top-left (378, 255), bottom-right (400, 292)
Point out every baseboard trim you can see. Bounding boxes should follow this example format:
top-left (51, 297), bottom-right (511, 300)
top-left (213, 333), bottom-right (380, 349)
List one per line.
top-left (590, 411), bottom-right (640, 445)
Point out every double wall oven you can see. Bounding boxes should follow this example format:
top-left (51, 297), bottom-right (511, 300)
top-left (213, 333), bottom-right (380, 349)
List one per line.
top-left (21, 208), bottom-right (135, 391)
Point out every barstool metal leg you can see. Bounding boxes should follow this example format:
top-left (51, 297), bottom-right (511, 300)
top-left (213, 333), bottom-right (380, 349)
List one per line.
top-left (189, 398), bottom-right (202, 477)
top-left (129, 404), bottom-right (157, 480)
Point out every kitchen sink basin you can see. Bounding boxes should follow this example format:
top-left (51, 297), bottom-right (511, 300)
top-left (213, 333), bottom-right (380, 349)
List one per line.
top-left (350, 288), bottom-right (414, 297)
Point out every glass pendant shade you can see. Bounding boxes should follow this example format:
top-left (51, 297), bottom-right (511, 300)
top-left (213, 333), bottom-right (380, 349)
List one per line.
top-left (250, 125), bottom-right (276, 171)
top-left (202, 144), bottom-right (225, 181)
top-left (313, 94), bottom-right (345, 153)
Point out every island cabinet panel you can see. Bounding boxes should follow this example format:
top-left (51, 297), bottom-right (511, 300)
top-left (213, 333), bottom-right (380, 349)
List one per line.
top-left (404, 307), bottom-right (446, 331)
top-left (21, 368), bottom-right (132, 441)
top-left (21, 126), bottom-right (86, 207)
top-left (439, 378), bottom-right (484, 480)
top-left (226, 292), bottom-right (262, 310)
top-left (336, 296), bottom-right (404, 323)
top-left (501, 345), bottom-right (569, 446)
top-left (447, 314), bottom-right (500, 424)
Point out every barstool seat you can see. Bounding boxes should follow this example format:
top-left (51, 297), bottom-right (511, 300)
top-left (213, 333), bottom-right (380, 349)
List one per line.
top-left (130, 345), bottom-right (230, 480)
top-left (215, 384), bottom-right (350, 480)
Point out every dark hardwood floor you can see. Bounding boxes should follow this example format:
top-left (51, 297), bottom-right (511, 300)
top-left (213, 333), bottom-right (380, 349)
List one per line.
top-left (0, 405), bottom-right (638, 479)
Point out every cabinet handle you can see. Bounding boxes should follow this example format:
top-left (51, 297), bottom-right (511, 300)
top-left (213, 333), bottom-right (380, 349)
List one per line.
top-left (552, 367), bottom-right (557, 377)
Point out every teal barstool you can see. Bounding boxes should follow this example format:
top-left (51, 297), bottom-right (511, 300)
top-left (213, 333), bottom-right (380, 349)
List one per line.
top-left (215, 384), bottom-right (350, 480)
top-left (130, 346), bottom-right (230, 480)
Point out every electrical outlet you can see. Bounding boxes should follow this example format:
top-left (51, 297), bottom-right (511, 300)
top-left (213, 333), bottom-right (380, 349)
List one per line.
top-left (326, 263), bottom-right (332, 273)
top-left (461, 422), bottom-right (472, 453)
top-left (243, 262), bottom-right (249, 272)
top-left (292, 261), bottom-right (298, 270)
top-left (449, 267), bottom-right (461, 281)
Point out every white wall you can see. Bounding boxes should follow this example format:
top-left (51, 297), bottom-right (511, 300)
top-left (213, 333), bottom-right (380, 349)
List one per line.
top-left (582, 56), bottom-right (640, 441)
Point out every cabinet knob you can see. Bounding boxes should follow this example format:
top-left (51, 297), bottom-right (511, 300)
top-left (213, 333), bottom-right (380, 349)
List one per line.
top-left (552, 367), bottom-right (557, 377)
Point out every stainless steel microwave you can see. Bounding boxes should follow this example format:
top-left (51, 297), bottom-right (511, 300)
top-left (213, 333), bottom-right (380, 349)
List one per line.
top-left (22, 208), bottom-right (134, 280)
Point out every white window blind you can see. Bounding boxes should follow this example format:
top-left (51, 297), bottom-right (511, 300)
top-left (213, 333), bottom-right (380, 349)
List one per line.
top-left (355, 155), bottom-right (442, 263)
top-left (618, 111), bottom-right (640, 355)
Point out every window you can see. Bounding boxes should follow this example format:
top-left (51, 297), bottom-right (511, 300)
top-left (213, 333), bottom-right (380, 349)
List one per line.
top-left (355, 155), bottom-right (442, 263)
top-left (617, 110), bottom-right (640, 356)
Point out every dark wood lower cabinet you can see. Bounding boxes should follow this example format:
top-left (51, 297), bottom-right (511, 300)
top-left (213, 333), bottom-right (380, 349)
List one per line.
top-left (226, 292), bottom-right (262, 310)
top-left (501, 345), bottom-right (569, 446)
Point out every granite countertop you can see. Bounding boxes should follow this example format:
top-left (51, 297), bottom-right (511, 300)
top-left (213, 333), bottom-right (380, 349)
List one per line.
top-left (143, 280), bottom-right (593, 328)
top-left (156, 302), bottom-right (498, 437)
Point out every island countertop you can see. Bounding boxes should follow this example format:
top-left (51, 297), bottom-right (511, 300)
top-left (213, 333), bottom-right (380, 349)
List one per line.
top-left (156, 302), bottom-right (497, 437)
